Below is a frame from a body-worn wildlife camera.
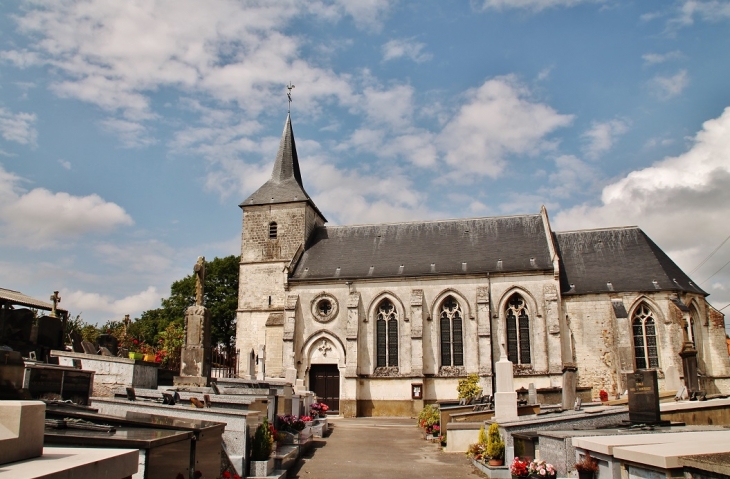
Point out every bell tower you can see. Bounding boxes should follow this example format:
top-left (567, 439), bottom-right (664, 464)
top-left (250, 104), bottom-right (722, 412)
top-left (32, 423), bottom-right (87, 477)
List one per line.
top-left (236, 114), bottom-right (326, 378)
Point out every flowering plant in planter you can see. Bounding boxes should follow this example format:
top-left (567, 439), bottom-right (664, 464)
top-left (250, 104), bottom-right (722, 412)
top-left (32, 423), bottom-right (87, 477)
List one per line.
top-left (466, 442), bottom-right (486, 462)
top-left (528, 459), bottom-right (556, 478)
top-left (575, 451), bottom-right (599, 478)
top-left (300, 415), bottom-right (313, 422)
top-left (276, 414), bottom-right (306, 432)
top-left (417, 404), bottom-right (440, 431)
top-left (510, 457), bottom-right (530, 477)
top-left (310, 402), bottom-right (329, 416)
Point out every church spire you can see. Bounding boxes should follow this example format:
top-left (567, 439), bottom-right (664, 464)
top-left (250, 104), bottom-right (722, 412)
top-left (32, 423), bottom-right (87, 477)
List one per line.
top-left (240, 114), bottom-right (325, 221)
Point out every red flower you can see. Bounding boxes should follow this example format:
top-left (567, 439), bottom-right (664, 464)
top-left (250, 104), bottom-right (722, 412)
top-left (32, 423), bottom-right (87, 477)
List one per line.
top-left (133, 339), bottom-right (139, 345)
top-left (221, 473), bottom-right (231, 479)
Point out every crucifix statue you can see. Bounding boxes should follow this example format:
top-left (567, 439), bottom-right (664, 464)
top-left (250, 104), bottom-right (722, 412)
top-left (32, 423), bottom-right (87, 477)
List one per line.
top-left (49, 291), bottom-right (61, 318)
top-left (194, 256), bottom-right (206, 306)
top-left (287, 82), bottom-right (295, 113)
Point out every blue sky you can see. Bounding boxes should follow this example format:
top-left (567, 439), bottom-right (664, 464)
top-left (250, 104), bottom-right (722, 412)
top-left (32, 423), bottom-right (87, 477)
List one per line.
top-left (1, 0), bottom-right (729, 327)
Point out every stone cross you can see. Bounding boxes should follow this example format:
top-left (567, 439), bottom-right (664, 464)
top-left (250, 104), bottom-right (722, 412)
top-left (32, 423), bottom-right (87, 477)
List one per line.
top-left (49, 291), bottom-right (60, 318)
top-left (194, 256), bottom-right (206, 306)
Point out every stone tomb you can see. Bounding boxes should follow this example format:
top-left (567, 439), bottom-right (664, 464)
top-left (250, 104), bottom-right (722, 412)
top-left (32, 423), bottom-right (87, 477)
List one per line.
top-left (0, 401), bottom-right (138, 479)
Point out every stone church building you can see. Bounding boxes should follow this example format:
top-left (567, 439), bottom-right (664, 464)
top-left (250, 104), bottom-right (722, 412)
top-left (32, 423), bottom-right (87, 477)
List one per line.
top-left (235, 114), bottom-right (730, 417)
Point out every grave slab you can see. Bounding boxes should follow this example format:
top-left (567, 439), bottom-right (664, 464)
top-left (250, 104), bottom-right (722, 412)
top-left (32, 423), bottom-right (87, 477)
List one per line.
top-left (0, 447), bottom-right (138, 479)
top-left (0, 400), bottom-right (45, 465)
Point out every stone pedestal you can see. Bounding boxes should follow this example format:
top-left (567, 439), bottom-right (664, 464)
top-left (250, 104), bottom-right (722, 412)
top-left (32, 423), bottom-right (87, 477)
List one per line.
top-left (561, 364), bottom-right (577, 410)
top-left (494, 358), bottom-right (518, 420)
top-left (0, 400), bottom-right (45, 465)
top-left (174, 305), bottom-right (211, 387)
top-left (680, 342), bottom-right (700, 394)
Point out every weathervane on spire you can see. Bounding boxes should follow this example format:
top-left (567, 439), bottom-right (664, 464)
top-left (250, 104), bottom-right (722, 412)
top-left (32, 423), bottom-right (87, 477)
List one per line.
top-left (287, 82), bottom-right (295, 113)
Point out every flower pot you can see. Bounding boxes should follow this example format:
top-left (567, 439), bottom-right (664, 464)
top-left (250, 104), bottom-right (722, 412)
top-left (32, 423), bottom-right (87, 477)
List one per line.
top-left (578, 472), bottom-right (595, 479)
top-left (489, 458), bottom-right (504, 466)
top-left (129, 352), bottom-right (144, 360)
top-left (143, 353), bottom-right (156, 362)
top-left (249, 457), bottom-right (273, 477)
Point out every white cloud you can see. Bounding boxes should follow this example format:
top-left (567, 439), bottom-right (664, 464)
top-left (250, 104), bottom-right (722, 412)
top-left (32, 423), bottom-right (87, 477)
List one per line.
top-left (382, 38), bottom-right (432, 63)
top-left (63, 286), bottom-right (161, 318)
top-left (642, 50), bottom-right (684, 65)
top-left (545, 154), bottom-right (602, 199)
top-left (650, 70), bottom-right (689, 99)
top-left (0, 107), bottom-right (38, 146)
top-left (100, 118), bottom-right (156, 148)
top-left (0, 164), bottom-right (133, 247)
top-left (672, 0), bottom-right (730, 26)
top-left (6, 0), bottom-right (377, 130)
top-left (361, 84), bottom-right (415, 129)
top-left (554, 106), bottom-right (730, 308)
top-left (437, 75), bottom-right (574, 178)
top-left (476, 0), bottom-right (604, 12)
top-left (58, 159), bottom-right (71, 170)
top-left (581, 119), bottom-right (629, 159)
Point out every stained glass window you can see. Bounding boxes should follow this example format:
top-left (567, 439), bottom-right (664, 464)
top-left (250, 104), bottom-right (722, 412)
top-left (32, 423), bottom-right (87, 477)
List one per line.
top-left (506, 294), bottom-right (531, 365)
top-left (632, 304), bottom-right (659, 369)
top-left (439, 296), bottom-right (464, 367)
top-left (376, 299), bottom-right (398, 368)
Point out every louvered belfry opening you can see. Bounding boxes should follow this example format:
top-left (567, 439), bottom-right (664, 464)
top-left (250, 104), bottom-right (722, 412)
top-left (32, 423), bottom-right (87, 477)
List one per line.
top-left (376, 299), bottom-right (398, 368)
top-left (439, 296), bottom-right (464, 367)
top-left (269, 222), bottom-right (277, 239)
top-left (633, 303), bottom-right (659, 369)
top-left (506, 293), bottom-right (531, 365)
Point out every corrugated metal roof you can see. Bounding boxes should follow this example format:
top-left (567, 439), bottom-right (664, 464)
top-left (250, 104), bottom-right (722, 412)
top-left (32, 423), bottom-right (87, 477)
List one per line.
top-left (554, 227), bottom-right (705, 296)
top-left (291, 214), bottom-right (552, 281)
top-left (0, 287), bottom-right (67, 313)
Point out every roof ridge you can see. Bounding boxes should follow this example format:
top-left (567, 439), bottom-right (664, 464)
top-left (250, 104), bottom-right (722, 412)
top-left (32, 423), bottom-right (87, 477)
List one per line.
top-left (318, 213), bottom-right (543, 229)
top-left (555, 225), bottom-right (639, 234)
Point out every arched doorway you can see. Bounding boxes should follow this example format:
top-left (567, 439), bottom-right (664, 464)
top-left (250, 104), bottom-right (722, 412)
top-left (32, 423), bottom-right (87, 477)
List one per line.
top-left (306, 336), bottom-right (342, 413)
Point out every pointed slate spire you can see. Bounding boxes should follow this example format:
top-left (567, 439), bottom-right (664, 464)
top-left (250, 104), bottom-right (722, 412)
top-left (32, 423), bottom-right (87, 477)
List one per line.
top-left (241, 115), bottom-right (325, 219)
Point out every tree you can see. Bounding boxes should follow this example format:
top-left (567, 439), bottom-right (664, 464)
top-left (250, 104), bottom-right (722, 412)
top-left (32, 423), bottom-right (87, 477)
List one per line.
top-left (137, 255), bottom-right (240, 348)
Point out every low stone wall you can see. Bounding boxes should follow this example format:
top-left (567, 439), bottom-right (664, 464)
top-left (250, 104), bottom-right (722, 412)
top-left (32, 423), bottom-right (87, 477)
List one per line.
top-left (660, 398), bottom-right (730, 426)
top-left (51, 350), bottom-right (157, 396)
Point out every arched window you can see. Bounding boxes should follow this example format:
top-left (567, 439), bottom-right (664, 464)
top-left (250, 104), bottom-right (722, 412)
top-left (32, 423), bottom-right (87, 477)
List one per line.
top-left (505, 294), bottom-right (531, 365)
top-left (269, 222), bottom-right (278, 239)
top-left (632, 304), bottom-right (659, 369)
top-left (376, 299), bottom-right (398, 368)
top-left (439, 296), bottom-right (464, 367)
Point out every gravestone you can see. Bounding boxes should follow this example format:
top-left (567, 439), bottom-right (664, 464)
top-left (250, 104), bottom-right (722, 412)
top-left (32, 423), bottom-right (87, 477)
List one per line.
top-left (256, 345), bottom-right (266, 381)
top-left (494, 337), bottom-right (518, 420)
top-left (627, 369), bottom-right (667, 425)
top-left (96, 334), bottom-right (119, 356)
top-left (528, 383), bottom-right (537, 405)
top-left (81, 341), bottom-right (97, 355)
top-left (664, 365), bottom-right (682, 392)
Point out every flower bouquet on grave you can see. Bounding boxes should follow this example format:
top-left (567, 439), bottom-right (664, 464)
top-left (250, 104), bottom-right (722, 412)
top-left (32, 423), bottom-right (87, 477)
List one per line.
top-left (510, 457), bottom-right (530, 478)
top-left (276, 414), bottom-right (306, 432)
top-left (575, 452), bottom-right (599, 479)
top-left (465, 442), bottom-right (487, 462)
top-left (528, 459), bottom-right (557, 479)
top-left (310, 402), bottom-right (329, 418)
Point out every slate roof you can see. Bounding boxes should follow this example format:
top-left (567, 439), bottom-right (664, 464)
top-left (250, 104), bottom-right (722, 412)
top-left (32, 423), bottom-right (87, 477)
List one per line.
top-left (240, 115), bottom-right (325, 220)
top-left (0, 287), bottom-right (67, 313)
top-left (554, 227), bottom-right (706, 296)
top-left (290, 214), bottom-right (553, 281)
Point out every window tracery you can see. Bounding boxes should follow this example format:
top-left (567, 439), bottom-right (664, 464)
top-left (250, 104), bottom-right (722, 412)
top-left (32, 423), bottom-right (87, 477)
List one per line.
top-left (439, 296), bottom-right (464, 367)
top-left (376, 299), bottom-right (398, 368)
top-left (632, 303), bottom-right (659, 369)
top-left (505, 294), bottom-right (531, 365)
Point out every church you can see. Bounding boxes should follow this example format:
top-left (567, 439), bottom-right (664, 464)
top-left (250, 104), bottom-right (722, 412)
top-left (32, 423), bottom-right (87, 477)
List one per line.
top-left (235, 114), bottom-right (730, 417)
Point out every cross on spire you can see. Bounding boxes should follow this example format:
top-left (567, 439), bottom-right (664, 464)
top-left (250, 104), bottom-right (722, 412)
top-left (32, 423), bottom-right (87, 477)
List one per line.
top-left (287, 82), bottom-right (295, 113)
top-left (49, 291), bottom-right (61, 318)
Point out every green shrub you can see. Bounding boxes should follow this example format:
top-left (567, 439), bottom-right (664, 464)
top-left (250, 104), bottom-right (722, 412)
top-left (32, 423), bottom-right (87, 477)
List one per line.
top-left (478, 424), bottom-right (488, 446)
top-left (457, 374), bottom-right (482, 400)
top-left (251, 417), bottom-right (274, 461)
top-left (486, 423), bottom-right (504, 460)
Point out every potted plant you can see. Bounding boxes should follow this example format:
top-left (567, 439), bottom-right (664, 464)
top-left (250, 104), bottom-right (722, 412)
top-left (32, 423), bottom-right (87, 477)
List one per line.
top-left (575, 452), bottom-right (599, 479)
top-left (486, 423), bottom-right (505, 466)
top-left (457, 373), bottom-right (482, 403)
top-left (510, 457), bottom-right (530, 479)
top-left (310, 402), bottom-right (329, 418)
top-left (528, 459), bottom-right (556, 479)
top-left (249, 417), bottom-right (274, 477)
top-left (417, 404), bottom-right (440, 439)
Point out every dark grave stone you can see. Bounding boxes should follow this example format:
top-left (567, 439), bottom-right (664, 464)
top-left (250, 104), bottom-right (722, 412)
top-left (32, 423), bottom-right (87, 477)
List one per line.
top-left (627, 369), bottom-right (668, 425)
top-left (96, 334), bottom-right (118, 356)
top-left (68, 331), bottom-right (84, 353)
top-left (36, 316), bottom-right (63, 352)
top-left (81, 340), bottom-right (97, 355)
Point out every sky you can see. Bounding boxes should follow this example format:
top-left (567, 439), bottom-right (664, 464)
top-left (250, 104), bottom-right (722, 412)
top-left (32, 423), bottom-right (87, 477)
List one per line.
top-left (0, 0), bottom-right (729, 329)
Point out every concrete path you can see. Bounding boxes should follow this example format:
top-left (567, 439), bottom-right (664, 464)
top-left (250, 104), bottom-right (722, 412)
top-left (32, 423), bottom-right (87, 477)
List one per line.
top-left (289, 417), bottom-right (484, 478)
